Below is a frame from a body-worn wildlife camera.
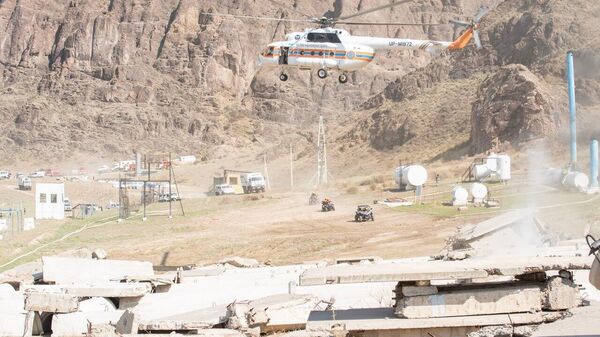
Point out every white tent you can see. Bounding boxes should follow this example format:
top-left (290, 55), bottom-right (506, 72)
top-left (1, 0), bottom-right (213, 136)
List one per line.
top-left (35, 183), bottom-right (65, 220)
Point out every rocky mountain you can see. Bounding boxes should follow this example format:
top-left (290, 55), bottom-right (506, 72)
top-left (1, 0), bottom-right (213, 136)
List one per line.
top-left (0, 0), bottom-right (599, 170)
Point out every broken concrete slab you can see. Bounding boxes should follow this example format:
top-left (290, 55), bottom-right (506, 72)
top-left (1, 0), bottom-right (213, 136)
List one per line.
top-left (227, 294), bottom-right (323, 333)
top-left (24, 292), bottom-right (79, 313)
top-left (400, 285), bottom-right (438, 297)
top-left (51, 310), bottom-right (123, 337)
top-left (92, 248), bottom-right (108, 260)
top-left (456, 210), bottom-right (528, 242)
top-left (88, 330), bottom-right (247, 337)
top-left (543, 276), bottom-right (581, 310)
top-left (218, 256), bottom-right (260, 268)
top-left (334, 256), bottom-right (382, 265)
top-left (137, 320), bottom-right (212, 331)
top-left (395, 284), bottom-right (543, 318)
top-left (300, 256), bottom-right (591, 285)
top-left (306, 307), bottom-right (564, 331)
top-left (42, 256), bottom-right (154, 284)
top-left (23, 282), bottom-right (152, 298)
top-left (0, 261), bottom-right (42, 287)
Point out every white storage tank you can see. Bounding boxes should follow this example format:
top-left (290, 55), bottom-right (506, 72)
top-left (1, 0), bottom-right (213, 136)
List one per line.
top-left (451, 186), bottom-right (469, 206)
top-left (395, 165), bottom-right (428, 190)
top-left (471, 164), bottom-right (491, 181)
top-left (485, 152), bottom-right (498, 172)
top-left (470, 183), bottom-right (488, 202)
top-left (496, 154), bottom-right (511, 181)
top-left (564, 172), bottom-right (589, 191)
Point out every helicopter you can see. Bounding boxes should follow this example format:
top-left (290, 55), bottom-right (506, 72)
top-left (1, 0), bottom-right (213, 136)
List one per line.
top-left (203, 1), bottom-right (488, 84)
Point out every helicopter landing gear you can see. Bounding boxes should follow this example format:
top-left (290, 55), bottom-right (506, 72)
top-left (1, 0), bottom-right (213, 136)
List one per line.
top-left (317, 69), bottom-right (328, 79)
top-left (279, 73), bottom-right (288, 82)
top-left (338, 73), bottom-right (348, 84)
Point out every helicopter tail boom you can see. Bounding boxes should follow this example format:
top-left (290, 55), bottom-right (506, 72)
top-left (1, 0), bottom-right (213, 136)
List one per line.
top-left (448, 26), bottom-right (475, 51)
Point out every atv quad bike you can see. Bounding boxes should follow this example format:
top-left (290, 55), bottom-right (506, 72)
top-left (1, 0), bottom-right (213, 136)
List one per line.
top-left (322, 199), bottom-right (335, 212)
top-left (355, 205), bottom-right (374, 222)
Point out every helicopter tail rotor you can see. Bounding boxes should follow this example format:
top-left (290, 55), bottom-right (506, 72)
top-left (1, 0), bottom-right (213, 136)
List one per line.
top-left (449, 6), bottom-right (488, 50)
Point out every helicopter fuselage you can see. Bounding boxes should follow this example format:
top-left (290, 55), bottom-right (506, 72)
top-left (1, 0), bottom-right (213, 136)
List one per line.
top-left (257, 27), bottom-right (473, 82)
top-left (258, 28), bottom-right (454, 72)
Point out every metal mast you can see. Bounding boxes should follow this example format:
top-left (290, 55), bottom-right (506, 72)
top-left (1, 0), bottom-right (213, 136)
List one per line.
top-left (316, 115), bottom-right (328, 186)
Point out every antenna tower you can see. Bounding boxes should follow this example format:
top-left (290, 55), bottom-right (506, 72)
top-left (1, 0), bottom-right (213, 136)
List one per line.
top-left (316, 115), bottom-right (328, 186)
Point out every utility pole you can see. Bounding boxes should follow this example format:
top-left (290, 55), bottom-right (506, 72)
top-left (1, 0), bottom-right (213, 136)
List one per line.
top-left (263, 153), bottom-right (271, 191)
top-left (290, 144), bottom-right (294, 189)
top-left (316, 115), bottom-right (328, 186)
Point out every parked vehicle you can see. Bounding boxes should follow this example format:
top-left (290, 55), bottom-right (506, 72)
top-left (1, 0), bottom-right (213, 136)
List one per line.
top-left (158, 194), bottom-right (170, 203)
top-left (18, 176), bottom-right (32, 190)
top-left (97, 165), bottom-right (110, 174)
top-left (309, 193), bottom-right (319, 205)
top-left (321, 198), bottom-right (335, 212)
top-left (29, 171), bottom-right (46, 178)
top-left (355, 205), bottom-right (374, 222)
top-left (215, 184), bottom-right (235, 196)
top-left (0, 170), bottom-right (11, 180)
top-left (241, 172), bottom-right (266, 193)
top-left (64, 198), bottom-right (72, 212)
top-left (170, 193), bottom-right (181, 201)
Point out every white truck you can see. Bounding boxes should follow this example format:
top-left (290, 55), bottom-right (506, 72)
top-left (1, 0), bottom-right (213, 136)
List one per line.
top-left (241, 172), bottom-right (266, 193)
top-left (18, 176), bottom-right (32, 190)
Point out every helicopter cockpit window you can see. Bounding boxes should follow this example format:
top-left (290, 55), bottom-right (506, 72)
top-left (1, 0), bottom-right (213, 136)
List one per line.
top-left (307, 33), bottom-right (341, 43)
top-left (263, 47), bottom-right (274, 56)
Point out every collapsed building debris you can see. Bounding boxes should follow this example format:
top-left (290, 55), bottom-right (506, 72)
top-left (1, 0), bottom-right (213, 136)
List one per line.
top-left (0, 252), bottom-right (597, 337)
top-left (436, 211), bottom-right (584, 261)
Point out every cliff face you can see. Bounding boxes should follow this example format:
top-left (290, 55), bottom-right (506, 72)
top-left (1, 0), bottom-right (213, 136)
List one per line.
top-left (0, 0), bottom-right (496, 164)
top-left (0, 0), bottom-right (599, 166)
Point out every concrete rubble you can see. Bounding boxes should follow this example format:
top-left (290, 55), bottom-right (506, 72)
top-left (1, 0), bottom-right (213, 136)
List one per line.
top-left (0, 252), bottom-right (597, 337)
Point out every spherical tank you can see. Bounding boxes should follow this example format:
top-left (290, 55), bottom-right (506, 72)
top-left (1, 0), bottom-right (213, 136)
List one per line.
top-left (452, 186), bottom-right (469, 202)
top-left (470, 183), bottom-right (488, 199)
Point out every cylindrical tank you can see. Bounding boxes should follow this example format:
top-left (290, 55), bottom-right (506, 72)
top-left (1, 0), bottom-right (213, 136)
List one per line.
top-left (395, 165), bottom-right (428, 187)
top-left (471, 164), bottom-right (491, 181)
top-left (590, 139), bottom-right (599, 188)
top-left (497, 154), bottom-right (511, 181)
top-left (452, 186), bottom-right (469, 205)
top-left (485, 153), bottom-right (498, 172)
top-left (470, 183), bottom-right (488, 200)
top-left (564, 171), bottom-right (589, 191)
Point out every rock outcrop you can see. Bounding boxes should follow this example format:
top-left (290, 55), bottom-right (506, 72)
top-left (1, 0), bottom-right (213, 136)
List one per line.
top-left (470, 64), bottom-right (559, 153)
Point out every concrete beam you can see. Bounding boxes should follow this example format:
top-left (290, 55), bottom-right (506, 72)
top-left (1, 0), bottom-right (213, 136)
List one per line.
top-left (24, 292), bottom-right (79, 313)
top-left (23, 283), bottom-right (152, 298)
top-left (299, 256), bottom-right (591, 285)
top-left (395, 284), bottom-right (543, 318)
top-left (42, 256), bottom-right (153, 284)
top-left (306, 307), bottom-right (564, 331)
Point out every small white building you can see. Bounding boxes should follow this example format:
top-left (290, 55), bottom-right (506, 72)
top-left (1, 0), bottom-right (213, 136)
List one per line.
top-left (35, 183), bottom-right (65, 220)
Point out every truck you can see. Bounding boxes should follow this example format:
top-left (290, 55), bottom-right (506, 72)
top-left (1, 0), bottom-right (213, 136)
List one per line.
top-left (241, 172), bottom-right (266, 193)
top-left (18, 176), bottom-right (32, 190)
top-left (0, 170), bottom-right (10, 180)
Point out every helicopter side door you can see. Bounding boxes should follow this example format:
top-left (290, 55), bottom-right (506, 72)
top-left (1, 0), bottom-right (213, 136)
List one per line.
top-left (279, 47), bottom-right (290, 65)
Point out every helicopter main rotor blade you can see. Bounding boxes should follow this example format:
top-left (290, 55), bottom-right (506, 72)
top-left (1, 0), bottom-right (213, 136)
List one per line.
top-left (473, 29), bottom-right (482, 49)
top-left (200, 12), bottom-right (312, 23)
top-left (474, 6), bottom-right (489, 23)
top-left (449, 19), bottom-right (470, 27)
top-left (265, 0), bottom-right (315, 19)
top-left (336, 21), bottom-right (449, 26)
top-left (337, 0), bottom-right (414, 21)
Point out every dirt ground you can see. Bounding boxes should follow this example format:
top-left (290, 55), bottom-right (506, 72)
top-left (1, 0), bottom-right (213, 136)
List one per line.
top-left (1, 145), bottom-right (600, 272)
